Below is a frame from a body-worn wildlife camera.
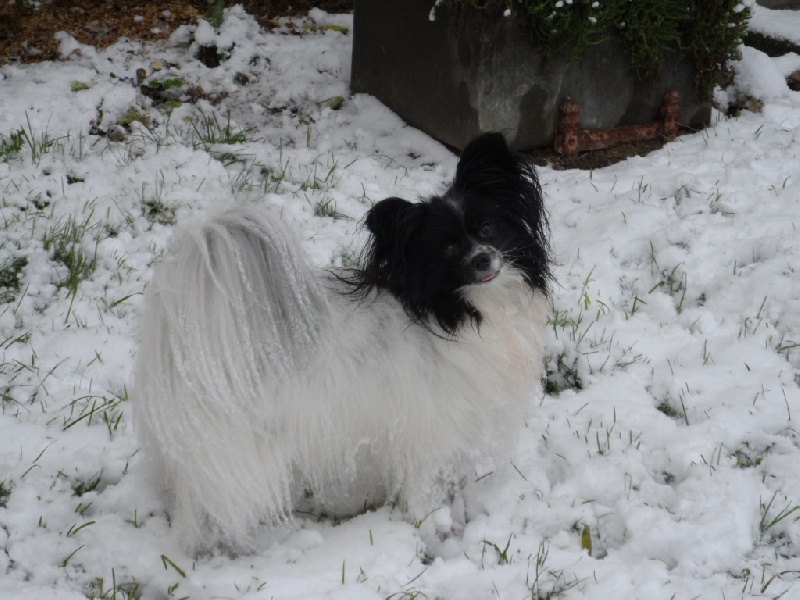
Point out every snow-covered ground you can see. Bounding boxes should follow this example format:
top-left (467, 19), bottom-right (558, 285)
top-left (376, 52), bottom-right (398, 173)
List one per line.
top-left (1, 4), bottom-right (800, 599)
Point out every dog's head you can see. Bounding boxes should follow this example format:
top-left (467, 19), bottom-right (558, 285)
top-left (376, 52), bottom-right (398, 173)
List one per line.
top-left (358, 133), bottom-right (550, 334)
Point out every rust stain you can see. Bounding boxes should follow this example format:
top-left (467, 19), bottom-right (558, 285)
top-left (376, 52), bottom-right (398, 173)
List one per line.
top-left (555, 91), bottom-right (681, 155)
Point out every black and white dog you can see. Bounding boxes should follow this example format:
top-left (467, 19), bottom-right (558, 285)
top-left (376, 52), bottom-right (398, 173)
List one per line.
top-left (134, 133), bottom-right (551, 550)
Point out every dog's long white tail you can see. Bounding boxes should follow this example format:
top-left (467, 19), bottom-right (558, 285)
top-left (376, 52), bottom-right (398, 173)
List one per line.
top-left (133, 204), bottom-right (328, 549)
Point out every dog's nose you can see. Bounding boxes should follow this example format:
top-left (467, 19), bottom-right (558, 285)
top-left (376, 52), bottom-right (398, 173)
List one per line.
top-left (471, 252), bottom-right (492, 271)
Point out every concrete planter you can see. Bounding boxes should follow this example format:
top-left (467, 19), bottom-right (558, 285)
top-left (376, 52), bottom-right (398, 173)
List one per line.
top-left (351, 0), bottom-right (711, 151)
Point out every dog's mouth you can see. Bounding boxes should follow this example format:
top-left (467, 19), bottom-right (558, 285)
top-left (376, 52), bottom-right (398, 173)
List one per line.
top-left (475, 264), bottom-right (503, 284)
top-left (465, 246), bottom-right (503, 285)
top-left (471, 250), bottom-right (503, 284)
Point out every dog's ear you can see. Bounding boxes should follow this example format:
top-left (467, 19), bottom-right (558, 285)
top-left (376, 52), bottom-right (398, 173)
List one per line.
top-left (365, 197), bottom-right (417, 242)
top-left (453, 132), bottom-right (519, 194)
top-left (361, 197), bottom-right (423, 294)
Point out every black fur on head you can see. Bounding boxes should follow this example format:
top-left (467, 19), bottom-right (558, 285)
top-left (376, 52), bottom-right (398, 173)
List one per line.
top-left (345, 132), bottom-right (551, 335)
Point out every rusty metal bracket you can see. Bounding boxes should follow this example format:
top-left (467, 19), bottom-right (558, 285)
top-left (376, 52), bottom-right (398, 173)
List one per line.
top-left (555, 91), bottom-right (681, 155)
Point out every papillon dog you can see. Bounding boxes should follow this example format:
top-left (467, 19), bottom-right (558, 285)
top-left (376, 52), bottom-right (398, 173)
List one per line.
top-left (134, 133), bottom-right (551, 550)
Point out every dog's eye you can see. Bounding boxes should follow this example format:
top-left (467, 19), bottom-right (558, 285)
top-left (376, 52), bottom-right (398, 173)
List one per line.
top-left (479, 223), bottom-right (493, 238)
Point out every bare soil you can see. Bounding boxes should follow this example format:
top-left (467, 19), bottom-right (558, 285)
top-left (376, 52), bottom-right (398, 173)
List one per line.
top-left (0, 0), bottom-right (353, 65)
top-left (528, 136), bottom-right (674, 171)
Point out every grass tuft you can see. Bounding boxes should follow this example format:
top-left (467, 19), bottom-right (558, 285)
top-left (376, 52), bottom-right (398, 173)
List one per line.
top-left (545, 353), bottom-right (582, 395)
top-left (21, 113), bottom-right (63, 164)
top-left (482, 535), bottom-right (514, 565)
top-left (759, 490), bottom-right (800, 538)
top-left (656, 401), bottom-right (680, 419)
top-left (88, 570), bottom-right (143, 600)
top-left (188, 111), bottom-right (255, 151)
top-left (0, 129), bottom-right (26, 161)
top-left (0, 255), bottom-right (28, 304)
top-left (0, 480), bottom-right (11, 508)
top-left (527, 540), bottom-right (584, 599)
top-left (117, 108), bottom-right (151, 130)
top-left (142, 199), bottom-right (177, 226)
top-left (63, 391), bottom-right (128, 439)
top-left (312, 197), bottom-right (347, 220)
top-left (73, 472), bottom-right (103, 497)
top-left (208, 0), bottom-right (226, 29)
top-left (43, 213), bottom-right (98, 320)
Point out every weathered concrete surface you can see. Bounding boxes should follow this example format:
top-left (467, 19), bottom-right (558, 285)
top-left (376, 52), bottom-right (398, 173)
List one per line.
top-left (351, 0), bottom-right (711, 151)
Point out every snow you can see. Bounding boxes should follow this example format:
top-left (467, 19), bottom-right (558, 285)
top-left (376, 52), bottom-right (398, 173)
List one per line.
top-left (1, 4), bottom-right (800, 599)
top-left (749, 4), bottom-right (800, 46)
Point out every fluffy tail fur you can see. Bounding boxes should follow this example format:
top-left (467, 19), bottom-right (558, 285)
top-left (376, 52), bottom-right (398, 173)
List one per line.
top-left (134, 205), bottom-right (328, 549)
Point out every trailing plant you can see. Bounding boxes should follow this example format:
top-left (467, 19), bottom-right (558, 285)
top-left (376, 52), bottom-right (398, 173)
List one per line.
top-left (438, 0), bottom-right (750, 101)
top-left (684, 0), bottom-right (750, 99)
top-left (617, 0), bottom-right (685, 80)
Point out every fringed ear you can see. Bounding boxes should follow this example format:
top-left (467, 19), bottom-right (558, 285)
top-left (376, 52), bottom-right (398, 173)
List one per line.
top-left (453, 132), bottom-right (520, 194)
top-left (365, 197), bottom-right (415, 241)
top-left (361, 197), bottom-right (422, 293)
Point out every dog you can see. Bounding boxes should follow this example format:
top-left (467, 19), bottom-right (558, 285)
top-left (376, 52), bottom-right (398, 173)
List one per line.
top-left (133, 132), bottom-right (551, 551)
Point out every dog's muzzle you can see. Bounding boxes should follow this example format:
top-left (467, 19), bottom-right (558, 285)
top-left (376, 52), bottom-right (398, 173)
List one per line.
top-left (466, 246), bottom-right (503, 283)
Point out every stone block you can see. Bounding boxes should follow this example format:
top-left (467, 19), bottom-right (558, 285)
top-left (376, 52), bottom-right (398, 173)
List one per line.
top-left (351, 0), bottom-right (711, 151)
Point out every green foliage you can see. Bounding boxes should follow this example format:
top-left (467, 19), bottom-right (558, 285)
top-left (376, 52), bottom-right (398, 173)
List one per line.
top-left (72, 471), bottom-right (103, 497)
top-left (526, 540), bottom-right (583, 599)
top-left (63, 392), bottom-right (128, 439)
top-left (319, 24), bottom-right (349, 34)
top-left (140, 77), bottom-right (185, 107)
top-left (482, 535), bottom-right (513, 564)
top-left (42, 213), bottom-right (98, 323)
top-left (545, 352), bottom-right (581, 395)
top-left (328, 96), bottom-right (345, 110)
top-left (580, 524), bottom-right (592, 556)
top-left (440, 0), bottom-right (751, 100)
top-left (759, 490), bottom-right (800, 538)
top-left (159, 78), bottom-right (184, 90)
top-left (142, 198), bottom-right (177, 226)
top-left (0, 480), bottom-right (10, 508)
top-left (70, 81), bottom-right (91, 92)
top-left (43, 214), bottom-right (97, 294)
top-left (161, 100), bottom-right (183, 114)
top-left (0, 255), bottom-right (27, 303)
top-left (19, 113), bottom-right (61, 164)
top-left (117, 108), bottom-right (150, 129)
top-left (618, 0), bottom-right (685, 80)
top-left (508, 0), bottom-right (621, 61)
top-left (0, 129), bottom-right (25, 161)
top-left (684, 0), bottom-right (750, 100)
top-left (656, 401), bottom-right (680, 419)
top-left (188, 111), bottom-right (255, 151)
top-left (88, 570), bottom-right (143, 600)
top-left (312, 197), bottom-right (346, 220)
top-left (208, 0), bottom-right (226, 29)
